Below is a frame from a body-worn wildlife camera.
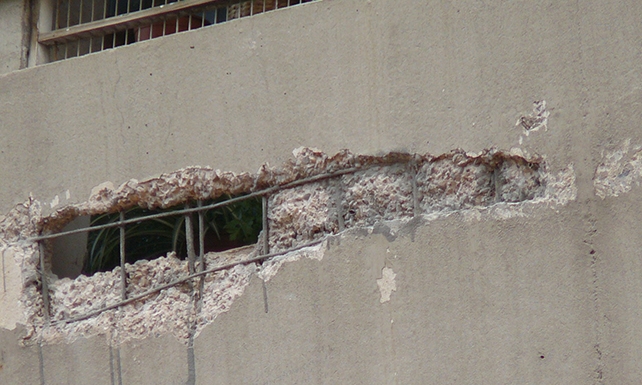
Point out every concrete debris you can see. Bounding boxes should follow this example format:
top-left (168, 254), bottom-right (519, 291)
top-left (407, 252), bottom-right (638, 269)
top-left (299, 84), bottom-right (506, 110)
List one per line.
top-left (268, 182), bottom-right (335, 252)
top-left (0, 147), bottom-right (575, 346)
top-left (594, 139), bottom-right (642, 199)
top-left (343, 165), bottom-right (414, 227)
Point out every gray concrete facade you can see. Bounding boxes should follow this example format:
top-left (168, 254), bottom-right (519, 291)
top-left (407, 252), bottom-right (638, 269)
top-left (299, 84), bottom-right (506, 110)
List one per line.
top-left (1, 0), bottom-right (642, 383)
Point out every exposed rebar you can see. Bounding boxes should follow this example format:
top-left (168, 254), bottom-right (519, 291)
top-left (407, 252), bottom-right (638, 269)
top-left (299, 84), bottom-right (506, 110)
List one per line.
top-left (185, 203), bottom-right (196, 275)
top-left (38, 241), bottom-right (50, 321)
top-left (119, 211), bottom-right (127, 300)
top-left (54, 238), bottom-right (325, 325)
top-left (29, 165), bottom-right (373, 243)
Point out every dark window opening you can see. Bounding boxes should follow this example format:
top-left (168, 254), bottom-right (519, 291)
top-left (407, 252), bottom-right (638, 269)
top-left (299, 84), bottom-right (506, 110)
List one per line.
top-left (43, 0), bottom-right (319, 62)
top-left (51, 194), bottom-right (262, 279)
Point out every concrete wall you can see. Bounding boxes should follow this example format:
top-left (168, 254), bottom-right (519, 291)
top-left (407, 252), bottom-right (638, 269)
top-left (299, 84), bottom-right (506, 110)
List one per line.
top-left (1, 0), bottom-right (642, 383)
top-left (0, 0), bottom-right (27, 73)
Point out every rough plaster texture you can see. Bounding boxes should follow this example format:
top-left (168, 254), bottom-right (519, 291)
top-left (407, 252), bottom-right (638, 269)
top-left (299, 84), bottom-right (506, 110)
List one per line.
top-left (1, 0), bottom-right (642, 383)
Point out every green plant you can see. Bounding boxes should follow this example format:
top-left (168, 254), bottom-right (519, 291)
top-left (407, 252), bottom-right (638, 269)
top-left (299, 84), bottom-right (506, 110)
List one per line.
top-left (83, 195), bottom-right (262, 275)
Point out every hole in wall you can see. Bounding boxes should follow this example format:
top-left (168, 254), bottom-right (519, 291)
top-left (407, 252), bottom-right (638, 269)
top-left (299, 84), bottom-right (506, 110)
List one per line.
top-left (50, 194), bottom-right (262, 279)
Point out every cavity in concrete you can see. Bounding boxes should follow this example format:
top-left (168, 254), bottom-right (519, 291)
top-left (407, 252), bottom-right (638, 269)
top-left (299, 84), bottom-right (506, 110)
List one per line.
top-left (0, 147), bottom-right (576, 347)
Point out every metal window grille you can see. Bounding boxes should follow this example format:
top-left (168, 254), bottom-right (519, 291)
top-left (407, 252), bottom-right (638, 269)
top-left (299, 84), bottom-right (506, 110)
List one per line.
top-left (40, 0), bottom-right (317, 62)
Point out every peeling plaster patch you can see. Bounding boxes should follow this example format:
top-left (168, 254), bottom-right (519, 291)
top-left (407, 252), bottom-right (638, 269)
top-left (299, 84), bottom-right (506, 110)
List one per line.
top-left (257, 242), bottom-right (325, 282)
top-left (594, 139), bottom-right (642, 199)
top-left (377, 267), bottom-right (396, 303)
top-left (49, 195), bottom-right (59, 209)
top-left (517, 100), bottom-right (549, 135)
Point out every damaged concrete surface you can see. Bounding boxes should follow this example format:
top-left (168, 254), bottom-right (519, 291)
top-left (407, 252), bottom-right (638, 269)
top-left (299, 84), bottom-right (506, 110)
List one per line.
top-left (594, 139), bottom-right (642, 199)
top-left (0, 147), bottom-right (575, 347)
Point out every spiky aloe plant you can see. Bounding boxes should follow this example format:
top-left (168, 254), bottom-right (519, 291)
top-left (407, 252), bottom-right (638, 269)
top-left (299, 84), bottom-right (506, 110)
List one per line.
top-left (83, 195), bottom-right (262, 275)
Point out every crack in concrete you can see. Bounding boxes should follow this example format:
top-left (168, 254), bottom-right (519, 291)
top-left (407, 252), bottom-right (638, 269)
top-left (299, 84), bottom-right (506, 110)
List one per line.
top-left (584, 211), bottom-right (605, 385)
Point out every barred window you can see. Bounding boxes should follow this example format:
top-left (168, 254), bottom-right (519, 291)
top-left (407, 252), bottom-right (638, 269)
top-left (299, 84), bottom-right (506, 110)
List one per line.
top-left (39, 0), bottom-right (316, 62)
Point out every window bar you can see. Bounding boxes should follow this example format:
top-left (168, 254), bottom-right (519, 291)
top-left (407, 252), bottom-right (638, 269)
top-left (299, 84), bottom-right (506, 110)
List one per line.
top-left (162, 19), bottom-right (167, 36)
top-left (78, 0), bottom-right (84, 25)
top-left (185, 203), bottom-right (196, 275)
top-left (66, 0), bottom-right (71, 28)
top-left (55, 0), bottom-right (61, 29)
top-left (64, 42), bottom-right (69, 60)
top-left (90, 0), bottom-right (95, 22)
top-left (76, 39), bottom-right (81, 57)
top-left (119, 211), bottom-right (127, 300)
top-left (38, 241), bottom-right (50, 321)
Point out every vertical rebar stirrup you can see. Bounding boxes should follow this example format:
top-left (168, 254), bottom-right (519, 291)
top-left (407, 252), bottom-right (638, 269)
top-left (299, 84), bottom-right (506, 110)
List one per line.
top-left (261, 195), bottom-right (269, 313)
top-left (185, 203), bottom-right (196, 275)
top-left (119, 211), bottom-right (127, 301)
top-left (411, 159), bottom-right (420, 217)
top-left (197, 200), bottom-right (205, 301)
top-left (38, 241), bottom-right (50, 322)
top-left (334, 178), bottom-right (345, 232)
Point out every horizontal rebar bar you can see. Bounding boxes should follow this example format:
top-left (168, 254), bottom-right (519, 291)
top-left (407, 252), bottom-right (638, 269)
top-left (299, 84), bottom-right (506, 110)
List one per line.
top-left (51, 238), bottom-right (325, 325)
top-left (28, 165), bottom-right (375, 242)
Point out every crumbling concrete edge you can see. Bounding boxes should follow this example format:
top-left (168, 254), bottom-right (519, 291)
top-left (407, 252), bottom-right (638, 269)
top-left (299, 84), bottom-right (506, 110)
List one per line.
top-left (0, 147), bottom-right (576, 346)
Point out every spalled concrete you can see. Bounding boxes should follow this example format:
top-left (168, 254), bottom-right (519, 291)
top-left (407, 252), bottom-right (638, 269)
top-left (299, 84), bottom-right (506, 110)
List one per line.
top-left (1, 0), bottom-right (642, 383)
top-left (0, 147), bottom-right (572, 349)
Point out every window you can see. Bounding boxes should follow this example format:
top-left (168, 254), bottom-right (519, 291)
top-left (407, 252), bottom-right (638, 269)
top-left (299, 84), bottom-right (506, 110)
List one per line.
top-left (39, 0), bottom-right (317, 61)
